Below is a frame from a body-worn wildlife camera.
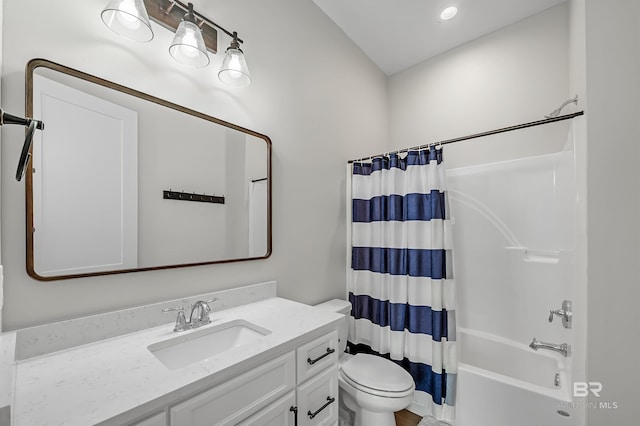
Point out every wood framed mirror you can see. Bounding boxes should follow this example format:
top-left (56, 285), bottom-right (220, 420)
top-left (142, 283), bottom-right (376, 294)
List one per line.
top-left (25, 59), bottom-right (271, 281)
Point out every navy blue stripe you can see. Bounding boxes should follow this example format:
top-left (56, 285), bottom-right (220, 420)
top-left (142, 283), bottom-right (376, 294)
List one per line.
top-left (349, 293), bottom-right (448, 340)
top-left (352, 247), bottom-right (446, 279)
top-left (347, 342), bottom-right (448, 405)
top-left (352, 150), bottom-right (443, 175)
top-left (352, 191), bottom-right (445, 222)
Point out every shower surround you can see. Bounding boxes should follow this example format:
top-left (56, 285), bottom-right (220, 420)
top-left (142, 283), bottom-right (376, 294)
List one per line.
top-left (448, 130), bottom-right (581, 426)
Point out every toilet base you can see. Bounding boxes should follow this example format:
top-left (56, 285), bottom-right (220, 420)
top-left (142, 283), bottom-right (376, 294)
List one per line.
top-left (340, 386), bottom-right (403, 426)
top-left (354, 409), bottom-right (396, 426)
top-left (338, 392), bottom-right (356, 426)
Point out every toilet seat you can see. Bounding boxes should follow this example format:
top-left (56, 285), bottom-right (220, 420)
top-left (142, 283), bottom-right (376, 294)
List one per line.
top-left (340, 353), bottom-right (414, 397)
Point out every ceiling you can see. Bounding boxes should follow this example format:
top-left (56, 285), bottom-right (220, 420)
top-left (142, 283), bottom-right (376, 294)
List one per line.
top-left (312, 0), bottom-right (568, 75)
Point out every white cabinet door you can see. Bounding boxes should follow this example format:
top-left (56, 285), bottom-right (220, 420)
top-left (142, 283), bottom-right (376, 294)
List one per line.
top-left (297, 365), bottom-right (339, 426)
top-left (129, 411), bottom-right (166, 426)
top-left (170, 351), bottom-right (295, 426)
top-left (237, 391), bottom-right (296, 426)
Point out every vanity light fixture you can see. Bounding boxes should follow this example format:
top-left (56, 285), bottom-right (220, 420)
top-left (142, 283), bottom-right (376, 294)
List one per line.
top-left (101, 0), bottom-right (250, 86)
top-left (439, 6), bottom-right (458, 21)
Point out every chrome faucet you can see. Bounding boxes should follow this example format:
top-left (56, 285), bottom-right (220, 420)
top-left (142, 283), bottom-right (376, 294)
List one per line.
top-left (548, 300), bottom-right (572, 329)
top-left (529, 338), bottom-right (570, 357)
top-left (189, 299), bottom-right (215, 328)
top-left (162, 298), bottom-right (218, 332)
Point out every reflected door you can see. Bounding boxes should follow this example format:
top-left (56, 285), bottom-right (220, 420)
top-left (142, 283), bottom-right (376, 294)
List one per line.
top-left (32, 74), bottom-right (139, 275)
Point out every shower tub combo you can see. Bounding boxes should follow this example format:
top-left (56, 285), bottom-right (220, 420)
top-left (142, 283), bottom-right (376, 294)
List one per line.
top-left (447, 142), bottom-right (581, 426)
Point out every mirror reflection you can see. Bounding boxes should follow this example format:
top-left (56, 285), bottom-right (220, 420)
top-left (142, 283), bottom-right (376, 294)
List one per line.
top-left (26, 59), bottom-right (271, 280)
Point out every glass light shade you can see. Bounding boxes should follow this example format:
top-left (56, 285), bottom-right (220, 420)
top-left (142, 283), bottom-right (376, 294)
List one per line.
top-left (101, 0), bottom-right (153, 42)
top-left (169, 20), bottom-right (210, 68)
top-left (218, 48), bottom-right (251, 88)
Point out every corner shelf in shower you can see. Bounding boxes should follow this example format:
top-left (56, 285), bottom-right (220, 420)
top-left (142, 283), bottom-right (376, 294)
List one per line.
top-left (504, 246), bottom-right (561, 264)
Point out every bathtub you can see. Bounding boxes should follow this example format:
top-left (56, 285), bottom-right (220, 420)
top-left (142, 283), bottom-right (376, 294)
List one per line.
top-left (455, 328), bottom-right (578, 426)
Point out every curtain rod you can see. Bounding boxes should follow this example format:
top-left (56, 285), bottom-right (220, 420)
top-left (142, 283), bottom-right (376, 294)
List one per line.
top-left (348, 110), bottom-right (584, 164)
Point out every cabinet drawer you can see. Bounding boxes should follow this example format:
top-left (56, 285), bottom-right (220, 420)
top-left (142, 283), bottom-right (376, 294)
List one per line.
top-left (297, 365), bottom-right (339, 426)
top-left (296, 330), bottom-right (338, 384)
top-left (237, 391), bottom-right (296, 426)
top-left (170, 351), bottom-right (295, 426)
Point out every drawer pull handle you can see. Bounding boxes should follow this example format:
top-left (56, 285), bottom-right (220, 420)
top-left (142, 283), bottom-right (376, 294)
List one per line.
top-left (290, 406), bottom-right (298, 426)
top-left (307, 396), bottom-right (336, 420)
top-left (307, 347), bottom-right (335, 365)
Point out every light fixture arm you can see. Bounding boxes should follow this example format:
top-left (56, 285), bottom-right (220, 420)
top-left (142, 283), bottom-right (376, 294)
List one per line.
top-left (182, 2), bottom-right (197, 24)
top-left (169, 0), bottom-right (243, 44)
top-left (229, 32), bottom-right (241, 51)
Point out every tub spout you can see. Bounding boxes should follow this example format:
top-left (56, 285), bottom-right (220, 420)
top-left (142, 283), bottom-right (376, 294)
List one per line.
top-left (529, 338), bottom-right (570, 357)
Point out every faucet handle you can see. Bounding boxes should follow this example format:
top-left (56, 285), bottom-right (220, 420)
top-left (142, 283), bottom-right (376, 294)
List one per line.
top-left (548, 300), bottom-right (572, 329)
top-left (200, 298), bottom-right (218, 313)
top-left (162, 306), bottom-right (184, 313)
top-left (163, 306), bottom-right (188, 332)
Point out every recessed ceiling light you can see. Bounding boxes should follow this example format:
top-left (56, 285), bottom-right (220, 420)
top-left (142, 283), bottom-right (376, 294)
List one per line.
top-left (440, 6), bottom-right (458, 21)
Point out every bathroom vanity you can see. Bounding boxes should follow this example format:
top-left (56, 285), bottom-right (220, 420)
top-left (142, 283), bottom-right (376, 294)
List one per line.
top-left (0, 282), bottom-right (342, 425)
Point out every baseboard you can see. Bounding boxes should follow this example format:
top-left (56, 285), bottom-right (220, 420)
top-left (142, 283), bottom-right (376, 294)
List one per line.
top-left (406, 400), bottom-right (428, 417)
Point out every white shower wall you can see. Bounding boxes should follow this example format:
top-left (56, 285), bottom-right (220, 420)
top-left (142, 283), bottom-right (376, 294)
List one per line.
top-left (447, 126), bottom-right (582, 426)
top-left (448, 145), bottom-right (576, 345)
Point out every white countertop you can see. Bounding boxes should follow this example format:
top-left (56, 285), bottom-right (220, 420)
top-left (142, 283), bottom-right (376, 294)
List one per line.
top-left (9, 297), bottom-right (342, 426)
top-left (0, 333), bottom-right (16, 410)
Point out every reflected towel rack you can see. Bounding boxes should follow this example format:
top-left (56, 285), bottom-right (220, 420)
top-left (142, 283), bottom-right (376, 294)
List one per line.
top-left (163, 190), bottom-right (225, 204)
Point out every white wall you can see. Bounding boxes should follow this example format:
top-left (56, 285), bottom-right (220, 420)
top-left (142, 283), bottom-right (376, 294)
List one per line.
top-left (388, 4), bottom-right (572, 169)
top-left (0, 0), bottom-right (388, 330)
top-left (583, 0), bottom-right (640, 424)
top-left (0, 0), bottom-right (3, 332)
top-left (568, 0), bottom-right (589, 413)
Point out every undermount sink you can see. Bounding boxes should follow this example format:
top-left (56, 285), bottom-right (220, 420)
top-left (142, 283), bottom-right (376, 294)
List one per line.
top-left (148, 319), bottom-right (271, 369)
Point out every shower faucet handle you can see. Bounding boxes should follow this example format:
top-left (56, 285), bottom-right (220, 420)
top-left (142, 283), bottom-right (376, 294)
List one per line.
top-left (548, 300), bottom-right (572, 329)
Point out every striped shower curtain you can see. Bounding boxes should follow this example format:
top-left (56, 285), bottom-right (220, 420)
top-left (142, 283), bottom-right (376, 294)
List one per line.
top-left (348, 149), bottom-right (457, 419)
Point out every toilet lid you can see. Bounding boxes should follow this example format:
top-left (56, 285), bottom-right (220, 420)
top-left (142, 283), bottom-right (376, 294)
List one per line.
top-left (341, 353), bottom-right (414, 393)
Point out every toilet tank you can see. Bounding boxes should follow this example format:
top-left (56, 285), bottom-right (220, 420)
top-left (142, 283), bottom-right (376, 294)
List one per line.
top-left (314, 299), bottom-right (351, 353)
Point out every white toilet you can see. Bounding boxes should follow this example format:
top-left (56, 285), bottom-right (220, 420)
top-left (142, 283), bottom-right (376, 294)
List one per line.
top-left (315, 299), bottom-right (415, 426)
